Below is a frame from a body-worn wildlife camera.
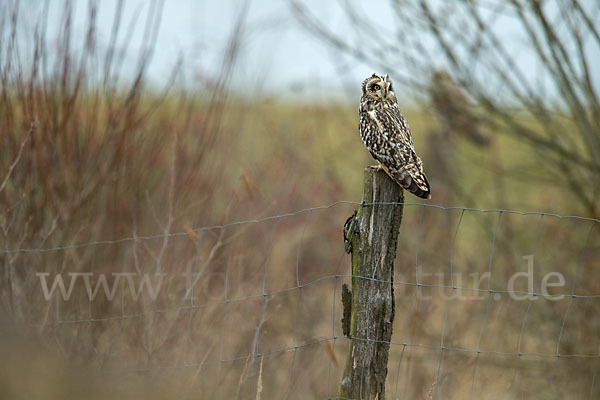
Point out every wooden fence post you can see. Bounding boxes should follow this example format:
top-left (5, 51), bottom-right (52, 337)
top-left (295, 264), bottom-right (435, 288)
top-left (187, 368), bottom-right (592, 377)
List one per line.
top-left (339, 167), bottom-right (404, 399)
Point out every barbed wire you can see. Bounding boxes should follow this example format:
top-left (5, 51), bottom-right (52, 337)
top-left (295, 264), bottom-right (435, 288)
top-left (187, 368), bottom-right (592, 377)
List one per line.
top-left (27, 273), bottom-right (600, 330)
top-left (5, 200), bottom-right (600, 398)
top-left (92, 334), bottom-right (598, 377)
top-left (2, 201), bottom-right (599, 254)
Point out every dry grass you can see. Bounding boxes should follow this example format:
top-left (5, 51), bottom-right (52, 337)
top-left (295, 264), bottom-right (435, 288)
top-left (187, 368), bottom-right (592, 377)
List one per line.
top-left (1, 1), bottom-right (598, 399)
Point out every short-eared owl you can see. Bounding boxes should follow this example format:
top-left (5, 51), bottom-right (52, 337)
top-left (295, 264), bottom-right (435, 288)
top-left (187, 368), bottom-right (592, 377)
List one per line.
top-left (359, 73), bottom-right (431, 199)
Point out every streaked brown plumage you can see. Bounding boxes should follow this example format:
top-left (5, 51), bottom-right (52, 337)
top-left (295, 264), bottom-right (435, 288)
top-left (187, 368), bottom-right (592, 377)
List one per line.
top-left (359, 73), bottom-right (431, 199)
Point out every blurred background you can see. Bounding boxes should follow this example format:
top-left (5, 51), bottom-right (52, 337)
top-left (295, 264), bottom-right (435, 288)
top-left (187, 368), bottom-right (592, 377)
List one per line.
top-left (1, 0), bottom-right (599, 398)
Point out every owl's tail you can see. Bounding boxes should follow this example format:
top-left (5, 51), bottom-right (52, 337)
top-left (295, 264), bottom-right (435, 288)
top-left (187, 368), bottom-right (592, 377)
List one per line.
top-left (395, 171), bottom-right (431, 200)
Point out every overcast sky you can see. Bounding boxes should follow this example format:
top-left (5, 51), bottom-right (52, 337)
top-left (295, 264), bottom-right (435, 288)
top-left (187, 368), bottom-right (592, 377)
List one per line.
top-left (101, 0), bottom-right (382, 99)
top-left (20, 0), bottom-right (600, 101)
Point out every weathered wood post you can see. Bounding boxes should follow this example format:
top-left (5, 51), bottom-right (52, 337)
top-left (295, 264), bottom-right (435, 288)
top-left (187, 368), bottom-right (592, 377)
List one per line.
top-left (339, 167), bottom-right (404, 399)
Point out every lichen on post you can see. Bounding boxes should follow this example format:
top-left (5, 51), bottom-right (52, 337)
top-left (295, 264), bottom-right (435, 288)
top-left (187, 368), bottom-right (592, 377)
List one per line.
top-left (339, 167), bottom-right (404, 399)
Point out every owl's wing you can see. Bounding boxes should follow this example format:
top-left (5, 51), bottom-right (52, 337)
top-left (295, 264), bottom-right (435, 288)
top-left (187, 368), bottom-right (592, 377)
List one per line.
top-left (381, 106), bottom-right (415, 150)
top-left (367, 108), bottom-right (431, 199)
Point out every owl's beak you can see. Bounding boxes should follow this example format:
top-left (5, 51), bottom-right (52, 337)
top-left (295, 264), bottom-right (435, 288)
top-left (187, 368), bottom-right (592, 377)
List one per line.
top-left (382, 82), bottom-right (392, 99)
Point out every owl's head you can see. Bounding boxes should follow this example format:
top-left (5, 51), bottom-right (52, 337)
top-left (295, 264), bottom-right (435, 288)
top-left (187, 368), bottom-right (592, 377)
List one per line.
top-left (361, 73), bottom-right (396, 103)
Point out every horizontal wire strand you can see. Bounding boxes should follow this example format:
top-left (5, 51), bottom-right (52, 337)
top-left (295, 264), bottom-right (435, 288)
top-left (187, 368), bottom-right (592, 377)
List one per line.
top-left (6, 198), bottom-right (599, 392)
top-left (2, 201), bottom-right (598, 254)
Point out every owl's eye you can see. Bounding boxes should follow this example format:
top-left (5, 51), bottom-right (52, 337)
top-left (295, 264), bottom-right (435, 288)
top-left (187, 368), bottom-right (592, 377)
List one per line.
top-left (372, 84), bottom-right (381, 91)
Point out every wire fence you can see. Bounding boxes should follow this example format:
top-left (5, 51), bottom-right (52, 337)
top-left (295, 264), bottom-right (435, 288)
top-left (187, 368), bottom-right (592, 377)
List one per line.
top-left (2, 201), bottom-right (599, 399)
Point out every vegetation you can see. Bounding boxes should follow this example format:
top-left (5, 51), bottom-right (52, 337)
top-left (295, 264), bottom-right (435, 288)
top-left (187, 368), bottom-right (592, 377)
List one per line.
top-left (1, 1), bottom-right (598, 399)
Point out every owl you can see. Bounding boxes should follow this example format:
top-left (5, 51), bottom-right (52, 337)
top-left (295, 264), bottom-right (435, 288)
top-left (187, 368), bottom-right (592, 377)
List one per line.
top-left (359, 73), bottom-right (431, 199)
